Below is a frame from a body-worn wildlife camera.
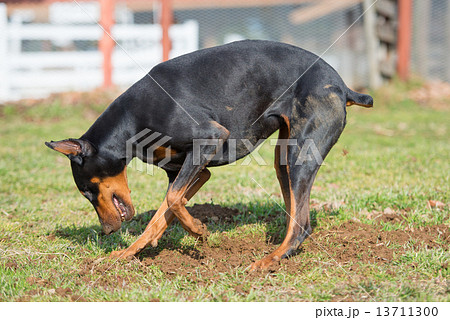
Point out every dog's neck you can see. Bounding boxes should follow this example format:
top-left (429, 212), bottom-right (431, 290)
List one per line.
top-left (81, 100), bottom-right (138, 163)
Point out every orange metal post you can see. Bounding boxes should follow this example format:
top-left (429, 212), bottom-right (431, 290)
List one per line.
top-left (397, 0), bottom-right (412, 81)
top-left (100, 0), bottom-right (115, 88)
top-left (161, 0), bottom-right (173, 61)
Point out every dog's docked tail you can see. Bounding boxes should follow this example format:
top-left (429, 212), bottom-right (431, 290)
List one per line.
top-left (346, 88), bottom-right (373, 108)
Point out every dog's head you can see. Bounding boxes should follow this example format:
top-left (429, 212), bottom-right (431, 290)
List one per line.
top-left (45, 139), bottom-right (135, 234)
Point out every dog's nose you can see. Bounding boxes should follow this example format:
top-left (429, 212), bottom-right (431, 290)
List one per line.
top-left (102, 225), bottom-right (114, 235)
top-left (101, 221), bottom-right (120, 235)
top-left (124, 205), bottom-right (135, 221)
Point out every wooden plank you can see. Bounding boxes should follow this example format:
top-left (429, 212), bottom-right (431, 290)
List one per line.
top-left (363, 0), bottom-right (382, 88)
top-left (379, 56), bottom-right (396, 77)
top-left (3, 18), bottom-right (198, 100)
top-left (290, 0), bottom-right (361, 25)
top-left (377, 20), bottom-right (397, 44)
top-left (7, 24), bottom-right (101, 41)
top-left (10, 70), bottom-right (102, 89)
top-left (170, 20), bottom-right (199, 54)
top-left (376, 0), bottom-right (396, 19)
top-left (0, 3), bottom-right (9, 101)
top-left (126, 0), bottom-right (311, 11)
top-left (10, 51), bottom-right (102, 68)
top-left (174, 0), bottom-right (308, 9)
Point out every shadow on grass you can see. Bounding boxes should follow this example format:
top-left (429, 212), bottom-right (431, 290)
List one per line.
top-left (53, 202), bottom-right (338, 256)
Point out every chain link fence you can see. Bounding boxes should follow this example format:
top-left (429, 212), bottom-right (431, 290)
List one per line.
top-left (150, 0), bottom-right (369, 89)
top-left (411, 0), bottom-right (450, 83)
top-left (1, 0), bottom-right (449, 101)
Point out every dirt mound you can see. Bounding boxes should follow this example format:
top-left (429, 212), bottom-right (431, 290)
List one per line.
top-left (304, 220), bottom-right (448, 267)
top-left (78, 205), bottom-right (449, 280)
top-left (376, 213), bottom-right (406, 223)
top-left (187, 203), bottom-right (242, 224)
top-left (132, 203), bottom-right (242, 228)
top-left (142, 236), bottom-right (274, 279)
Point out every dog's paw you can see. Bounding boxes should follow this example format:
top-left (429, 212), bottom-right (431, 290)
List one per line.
top-left (249, 254), bottom-right (281, 272)
top-left (189, 218), bottom-right (209, 240)
top-left (108, 249), bottom-right (134, 261)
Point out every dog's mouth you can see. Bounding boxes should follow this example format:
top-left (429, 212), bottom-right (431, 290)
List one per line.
top-left (113, 194), bottom-right (131, 222)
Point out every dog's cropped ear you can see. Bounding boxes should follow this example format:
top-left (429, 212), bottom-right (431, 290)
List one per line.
top-left (45, 139), bottom-right (96, 165)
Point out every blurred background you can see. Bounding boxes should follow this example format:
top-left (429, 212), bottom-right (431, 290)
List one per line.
top-left (0, 1), bottom-right (449, 302)
top-left (0, 0), bottom-right (449, 102)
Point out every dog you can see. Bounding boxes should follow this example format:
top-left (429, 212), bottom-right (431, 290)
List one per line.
top-left (46, 40), bottom-right (373, 270)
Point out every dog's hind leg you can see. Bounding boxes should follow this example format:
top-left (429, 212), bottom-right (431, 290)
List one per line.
top-left (109, 168), bottom-right (211, 260)
top-left (250, 91), bottom-right (347, 270)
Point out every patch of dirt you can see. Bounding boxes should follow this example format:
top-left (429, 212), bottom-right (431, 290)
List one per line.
top-left (16, 295), bottom-right (31, 302)
top-left (142, 235), bottom-right (275, 280)
top-left (55, 287), bottom-right (73, 297)
top-left (376, 213), bottom-right (407, 223)
top-left (410, 80), bottom-right (450, 110)
top-left (0, 88), bottom-right (120, 121)
top-left (70, 295), bottom-right (87, 302)
top-left (75, 205), bottom-right (449, 280)
top-left (187, 203), bottom-right (242, 224)
top-left (427, 200), bottom-right (447, 210)
top-left (128, 204), bottom-right (243, 237)
top-left (359, 208), bottom-right (411, 223)
top-left (19, 276), bottom-right (86, 301)
top-left (72, 257), bottom-right (140, 294)
top-left (310, 199), bottom-right (345, 212)
top-left (4, 261), bottom-right (18, 270)
top-left (26, 276), bottom-right (53, 287)
top-left (303, 221), bottom-right (449, 267)
top-left (133, 204), bottom-right (243, 227)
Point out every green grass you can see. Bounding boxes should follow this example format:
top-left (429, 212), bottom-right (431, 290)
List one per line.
top-left (0, 81), bottom-right (448, 301)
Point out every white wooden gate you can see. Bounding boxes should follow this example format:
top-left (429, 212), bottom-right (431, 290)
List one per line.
top-left (0, 3), bottom-right (198, 102)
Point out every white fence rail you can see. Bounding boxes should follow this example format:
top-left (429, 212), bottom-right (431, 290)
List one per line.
top-left (0, 3), bottom-right (198, 102)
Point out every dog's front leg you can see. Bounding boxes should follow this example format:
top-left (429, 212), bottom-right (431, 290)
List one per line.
top-left (164, 121), bottom-right (229, 239)
top-left (109, 169), bottom-right (211, 260)
top-left (109, 197), bottom-right (174, 260)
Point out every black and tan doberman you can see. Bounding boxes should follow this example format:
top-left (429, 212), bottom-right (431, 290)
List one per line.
top-left (46, 40), bottom-right (372, 270)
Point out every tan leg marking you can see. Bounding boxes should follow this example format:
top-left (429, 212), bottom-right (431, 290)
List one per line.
top-left (109, 169), bottom-right (211, 260)
top-left (250, 115), bottom-right (311, 271)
